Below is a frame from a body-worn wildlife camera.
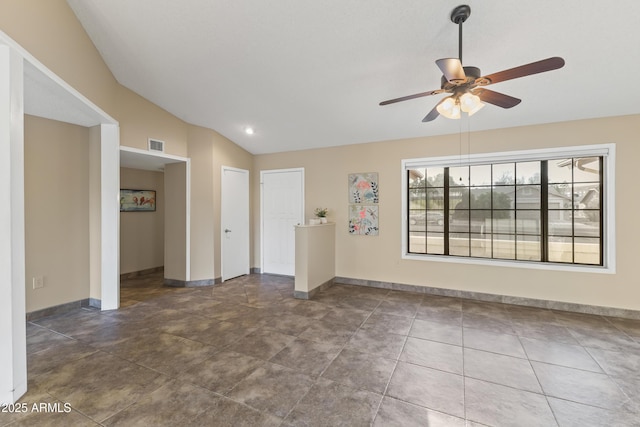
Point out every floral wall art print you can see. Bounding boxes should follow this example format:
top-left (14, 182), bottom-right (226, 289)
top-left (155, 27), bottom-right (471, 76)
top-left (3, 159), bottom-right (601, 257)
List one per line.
top-left (349, 205), bottom-right (379, 235)
top-left (349, 172), bottom-right (379, 204)
top-left (348, 172), bottom-right (379, 236)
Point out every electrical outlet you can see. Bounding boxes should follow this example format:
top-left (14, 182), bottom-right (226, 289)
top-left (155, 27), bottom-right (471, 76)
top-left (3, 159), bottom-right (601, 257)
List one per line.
top-left (33, 276), bottom-right (44, 289)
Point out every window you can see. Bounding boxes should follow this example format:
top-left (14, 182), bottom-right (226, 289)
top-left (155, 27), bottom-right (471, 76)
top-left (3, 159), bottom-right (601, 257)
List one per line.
top-left (403, 145), bottom-right (614, 271)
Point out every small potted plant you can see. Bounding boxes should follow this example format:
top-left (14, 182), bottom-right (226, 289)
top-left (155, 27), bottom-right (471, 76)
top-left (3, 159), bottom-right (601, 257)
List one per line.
top-left (314, 207), bottom-right (329, 224)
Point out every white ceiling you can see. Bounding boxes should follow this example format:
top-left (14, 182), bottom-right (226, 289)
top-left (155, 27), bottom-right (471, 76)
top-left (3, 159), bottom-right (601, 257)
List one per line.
top-left (120, 147), bottom-right (185, 172)
top-left (67, 0), bottom-right (640, 155)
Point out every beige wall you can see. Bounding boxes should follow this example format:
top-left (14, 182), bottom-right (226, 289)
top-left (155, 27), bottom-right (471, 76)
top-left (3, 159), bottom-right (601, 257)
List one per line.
top-left (114, 86), bottom-right (189, 157)
top-left (3, 0), bottom-right (252, 309)
top-left (119, 168), bottom-right (164, 275)
top-left (295, 224), bottom-right (336, 293)
top-left (164, 162), bottom-right (188, 281)
top-left (24, 115), bottom-right (90, 312)
top-left (0, 0), bottom-right (118, 115)
top-left (0, 1), bottom-right (191, 158)
top-left (7, 0), bottom-right (640, 314)
top-left (254, 115), bottom-right (640, 311)
top-left (187, 125), bottom-right (254, 281)
top-left (186, 126), bottom-right (215, 281)
top-left (88, 126), bottom-right (101, 302)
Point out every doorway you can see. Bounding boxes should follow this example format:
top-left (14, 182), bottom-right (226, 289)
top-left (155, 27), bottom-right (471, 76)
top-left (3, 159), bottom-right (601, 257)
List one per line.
top-left (260, 168), bottom-right (304, 276)
top-left (1, 37), bottom-right (119, 404)
top-left (119, 147), bottom-right (190, 284)
top-left (221, 166), bottom-right (250, 281)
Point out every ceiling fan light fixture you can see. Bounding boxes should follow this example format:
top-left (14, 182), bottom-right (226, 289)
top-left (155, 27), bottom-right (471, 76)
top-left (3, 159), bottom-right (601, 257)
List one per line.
top-left (436, 96), bottom-right (461, 119)
top-left (378, 5), bottom-right (565, 123)
top-left (460, 92), bottom-right (485, 116)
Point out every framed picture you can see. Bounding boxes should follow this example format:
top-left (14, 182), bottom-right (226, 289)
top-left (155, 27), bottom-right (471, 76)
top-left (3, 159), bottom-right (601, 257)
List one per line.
top-left (349, 204), bottom-right (379, 235)
top-left (348, 172), bottom-right (379, 204)
top-left (120, 189), bottom-right (156, 212)
top-left (348, 172), bottom-right (379, 235)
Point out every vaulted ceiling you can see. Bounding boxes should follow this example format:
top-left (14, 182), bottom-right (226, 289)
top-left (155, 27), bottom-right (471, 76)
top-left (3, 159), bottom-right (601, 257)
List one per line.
top-left (67, 0), bottom-right (640, 154)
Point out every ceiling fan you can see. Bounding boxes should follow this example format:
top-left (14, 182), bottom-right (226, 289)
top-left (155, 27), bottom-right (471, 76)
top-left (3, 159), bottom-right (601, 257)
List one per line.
top-left (379, 5), bottom-right (565, 122)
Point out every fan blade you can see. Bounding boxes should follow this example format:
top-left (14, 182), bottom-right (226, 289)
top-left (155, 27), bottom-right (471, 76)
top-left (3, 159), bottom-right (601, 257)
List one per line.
top-left (422, 104), bottom-right (440, 122)
top-left (379, 89), bottom-right (442, 106)
top-left (480, 57), bottom-right (565, 85)
top-left (436, 58), bottom-right (466, 83)
top-left (475, 88), bottom-right (521, 108)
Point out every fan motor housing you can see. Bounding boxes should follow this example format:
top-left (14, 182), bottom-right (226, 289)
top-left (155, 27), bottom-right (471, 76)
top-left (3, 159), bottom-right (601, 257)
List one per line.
top-left (441, 66), bottom-right (481, 90)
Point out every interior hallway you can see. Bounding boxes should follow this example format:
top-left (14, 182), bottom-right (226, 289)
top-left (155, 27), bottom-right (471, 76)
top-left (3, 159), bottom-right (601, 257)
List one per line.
top-left (6, 272), bottom-right (640, 426)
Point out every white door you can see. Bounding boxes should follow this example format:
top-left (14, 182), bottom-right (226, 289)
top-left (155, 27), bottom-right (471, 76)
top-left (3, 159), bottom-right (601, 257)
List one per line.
top-left (261, 168), bottom-right (304, 275)
top-left (221, 166), bottom-right (249, 281)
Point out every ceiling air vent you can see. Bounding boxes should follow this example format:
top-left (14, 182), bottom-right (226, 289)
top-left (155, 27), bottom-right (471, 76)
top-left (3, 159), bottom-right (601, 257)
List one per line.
top-left (148, 138), bottom-right (165, 153)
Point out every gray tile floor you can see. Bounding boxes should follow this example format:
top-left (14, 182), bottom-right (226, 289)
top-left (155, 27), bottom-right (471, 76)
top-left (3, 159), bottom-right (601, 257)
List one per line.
top-left (6, 272), bottom-right (640, 426)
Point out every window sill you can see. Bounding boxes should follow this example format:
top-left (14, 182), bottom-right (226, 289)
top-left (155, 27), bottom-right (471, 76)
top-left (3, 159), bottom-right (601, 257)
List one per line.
top-left (401, 252), bottom-right (615, 274)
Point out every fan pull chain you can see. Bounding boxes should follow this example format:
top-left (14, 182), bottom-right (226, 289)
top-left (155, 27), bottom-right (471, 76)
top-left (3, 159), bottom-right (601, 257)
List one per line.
top-left (459, 118), bottom-right (463, 182)
top-left (468, 116), bottom-right (472, 169)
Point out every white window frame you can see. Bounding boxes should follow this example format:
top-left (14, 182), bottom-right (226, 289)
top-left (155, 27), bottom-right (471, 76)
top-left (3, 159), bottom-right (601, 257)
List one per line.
top-left (401, 143), bottom-right (616, 274)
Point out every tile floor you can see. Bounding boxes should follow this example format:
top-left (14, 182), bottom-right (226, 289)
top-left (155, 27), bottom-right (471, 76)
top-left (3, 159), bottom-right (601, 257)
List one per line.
top-left (4, 272), bottom-right (640, 426)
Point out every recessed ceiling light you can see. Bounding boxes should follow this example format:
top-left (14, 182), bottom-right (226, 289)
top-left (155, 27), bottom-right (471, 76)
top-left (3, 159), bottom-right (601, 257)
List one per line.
top-left (244, 127), bottom-right (255, 135)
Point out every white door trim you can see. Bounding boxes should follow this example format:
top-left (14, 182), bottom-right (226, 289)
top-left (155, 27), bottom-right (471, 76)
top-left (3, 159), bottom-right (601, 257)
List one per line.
top-left (0, 31), bottom-right (119, 403)
top-left (0, 44), bottom-right (27, 405)
top-left (260, 167), bottom-right (305, 274)
top-left (221, 165), bottom-right (250, 282)
top-left (98, 123), bottom-right (120, 310)
top-left (185, 158), bottom-right (191, 281)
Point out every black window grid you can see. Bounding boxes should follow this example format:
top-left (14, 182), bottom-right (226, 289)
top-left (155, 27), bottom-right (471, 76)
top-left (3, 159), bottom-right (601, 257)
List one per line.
top-left (407, 158), bottom-right (603, 266)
